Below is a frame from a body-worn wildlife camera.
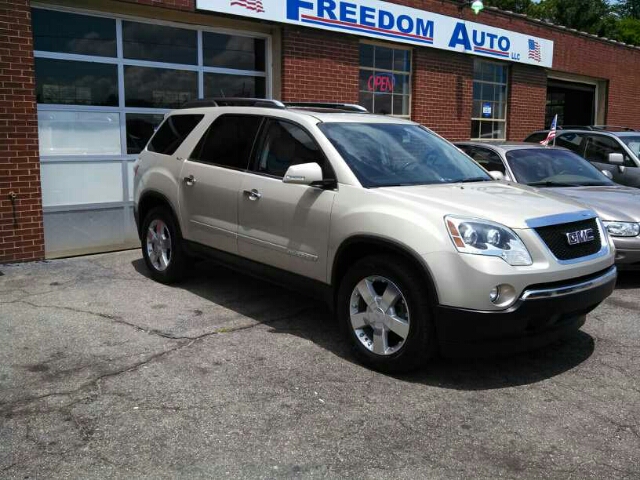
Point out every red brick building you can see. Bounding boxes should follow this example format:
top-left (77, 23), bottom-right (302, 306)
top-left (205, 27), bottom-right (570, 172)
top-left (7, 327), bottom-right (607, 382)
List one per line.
top-left (1, 0), bottom-right (640, 262)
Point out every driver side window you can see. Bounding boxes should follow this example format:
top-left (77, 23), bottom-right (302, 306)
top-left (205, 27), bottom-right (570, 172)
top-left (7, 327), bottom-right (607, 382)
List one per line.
top-left (253, 120), bottom-right (329, 179)
top-left (584, 135), bottom-right (632, 166)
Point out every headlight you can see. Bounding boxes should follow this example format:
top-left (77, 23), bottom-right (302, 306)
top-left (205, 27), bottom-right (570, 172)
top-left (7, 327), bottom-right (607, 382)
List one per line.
top-left (603, 221), bottom-right (640, 237)
top-left (445, 216), bottom-right (533, 266)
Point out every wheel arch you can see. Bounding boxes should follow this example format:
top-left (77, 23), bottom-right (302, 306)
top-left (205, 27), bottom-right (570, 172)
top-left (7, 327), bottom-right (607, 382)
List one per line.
top-left (331, 235), bottom-right (439, 306)
top-left (136, 190), bottom-right (181, 240)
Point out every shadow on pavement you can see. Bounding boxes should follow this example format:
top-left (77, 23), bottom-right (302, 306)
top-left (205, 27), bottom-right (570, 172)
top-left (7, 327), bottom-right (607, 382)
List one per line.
top-left (615, 270), bottom-right (640, 290)
top-left (132, 257), bottom-right (595, 391)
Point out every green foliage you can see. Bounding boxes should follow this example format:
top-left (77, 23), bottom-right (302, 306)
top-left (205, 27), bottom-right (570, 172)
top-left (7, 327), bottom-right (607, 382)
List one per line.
top-left (484, 0), bottom-right (640, 46)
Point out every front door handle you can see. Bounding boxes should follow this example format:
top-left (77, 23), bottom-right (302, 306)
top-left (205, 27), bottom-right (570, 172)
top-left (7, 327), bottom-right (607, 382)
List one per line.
top-left (243, 189), bottom-right (262, 201)
top-left (184, 175), bottom-right (196, 186)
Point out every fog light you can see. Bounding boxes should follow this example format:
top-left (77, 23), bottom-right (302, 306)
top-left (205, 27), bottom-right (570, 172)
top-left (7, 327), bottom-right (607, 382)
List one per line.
top-left (489, 286), bottom-right (500, 303)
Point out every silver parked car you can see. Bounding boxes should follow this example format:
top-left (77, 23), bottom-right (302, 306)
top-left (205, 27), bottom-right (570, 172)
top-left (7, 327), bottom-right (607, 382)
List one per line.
top-left (524, 128), bottom-right (640, 188)
top-left (457, 142), bottom-right (640, 269)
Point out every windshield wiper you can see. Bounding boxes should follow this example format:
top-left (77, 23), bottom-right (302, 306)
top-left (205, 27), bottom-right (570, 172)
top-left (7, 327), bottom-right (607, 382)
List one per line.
top-left (527, 181), bottom-right (580, 187)
top-left (455, 177), bottom-right (492, 183)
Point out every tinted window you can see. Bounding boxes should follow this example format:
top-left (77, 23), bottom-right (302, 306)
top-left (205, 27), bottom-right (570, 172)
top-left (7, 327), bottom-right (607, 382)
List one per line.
top-left (524, 132), bottom-right (550, 143)
top-left (32, 9), bottom-right (116, 57)
top-left (191, 115), bottom-right (262, 169)
top-left (319, 123), bottom-right (490, 188)
top-left (255, 120), bottom-right (326, 178)
top-left (584, 135), bottom-right (625, 163)
top-left (203, 33), bottom-right (265, 71)
top-left (126, 113), bottom-right (165, 154)
top-left (123, 21), bottom-right (197, 64)
top-left (148, 114), bottom-right (203, 156)
top-left (468, 147), bottom-right (505, 174)
top-left (124, 66), bottom-right (197, 108)
top-left (505, 149), bottom-right (613, 186)
top-left (555, 132), bottom-right (585, 154)
top-left (35, 58), bottom-right (118, 106)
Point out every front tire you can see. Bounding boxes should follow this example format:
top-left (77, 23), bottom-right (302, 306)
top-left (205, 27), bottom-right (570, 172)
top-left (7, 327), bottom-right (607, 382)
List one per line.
top-left (337, 255), bottom-right (436, 373)
top-left (141, 207), bottom-right (188, 284)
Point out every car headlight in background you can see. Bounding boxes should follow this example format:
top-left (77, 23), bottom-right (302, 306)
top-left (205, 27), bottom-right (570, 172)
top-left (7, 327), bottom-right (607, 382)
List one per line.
top-left (445, 216), bottom-right (533, 266)
top-left (603, 221), bottom-right (640, 237)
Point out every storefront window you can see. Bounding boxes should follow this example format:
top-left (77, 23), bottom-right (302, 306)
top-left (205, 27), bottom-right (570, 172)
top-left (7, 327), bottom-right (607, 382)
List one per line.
top-left (471, 60), bottom-right (508, 140)
top-left (32, 7), bottom-right (270, 158)
top-left (32, 9), bottom-right (117, 57)
top-left (35, 59), bottom-right (118, 106)
top-left (203, 33), bottom-right (266, 71)
top-left (358, 43), bottom-right (411, 117)
top-left (122, 21), bottom-right (198, 65)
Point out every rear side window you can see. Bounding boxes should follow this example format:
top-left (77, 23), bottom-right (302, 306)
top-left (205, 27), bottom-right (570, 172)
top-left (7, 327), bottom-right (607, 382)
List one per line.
top-left (191, 114), bottom-right (263, 170)
top-left (148, 114), bottom-right (203, 155)
top-left (555, 132), bottom-right (585, 154)
top-left (523, 132), bottom-right (548, 143)
top-left (468, 147), bottom-right (505, 174)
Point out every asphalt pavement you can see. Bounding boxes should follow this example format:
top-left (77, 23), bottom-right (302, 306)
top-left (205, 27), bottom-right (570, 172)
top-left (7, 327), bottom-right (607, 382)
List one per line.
top-left (0, 250), bottom-right (639, 479)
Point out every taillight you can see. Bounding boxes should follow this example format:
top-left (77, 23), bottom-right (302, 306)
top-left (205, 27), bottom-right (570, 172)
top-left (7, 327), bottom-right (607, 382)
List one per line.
top-left (133, 164), bottom-right (140, 177)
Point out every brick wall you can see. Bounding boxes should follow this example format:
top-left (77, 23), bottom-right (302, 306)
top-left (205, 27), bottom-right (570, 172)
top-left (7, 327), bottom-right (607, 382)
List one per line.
top-left (116, 0), bottom-right (193, 10)
top-left (0, 0), bottom-right (44, 263)
top-left (412, 48), bottom-right (474, 141)
top-left (507, 64), bottom-right (547, 141)
top-left (281, 26), bottom-right (359, 103)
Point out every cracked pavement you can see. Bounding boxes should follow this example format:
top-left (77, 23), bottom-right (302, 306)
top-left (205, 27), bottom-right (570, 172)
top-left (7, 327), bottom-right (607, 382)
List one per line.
top-left (0, 250), bottom-right (639, 479)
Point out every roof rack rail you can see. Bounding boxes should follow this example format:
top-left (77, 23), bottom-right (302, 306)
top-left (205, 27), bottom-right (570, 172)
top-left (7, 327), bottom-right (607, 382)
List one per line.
top-left (284, 102), bottom-right (369, 113)
top-left (179, 98), bottom-right (286, 109)
top-left (592, 125), bottom-right (637, 132)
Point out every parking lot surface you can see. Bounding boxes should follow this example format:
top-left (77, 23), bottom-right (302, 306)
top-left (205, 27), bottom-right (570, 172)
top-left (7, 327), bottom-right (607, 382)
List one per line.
top-left (1, 250), bottom-right (639, 479)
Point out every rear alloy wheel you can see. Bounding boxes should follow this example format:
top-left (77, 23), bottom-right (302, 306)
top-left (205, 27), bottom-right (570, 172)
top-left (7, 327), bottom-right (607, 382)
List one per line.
top-left (141, 207), bottom-right (188, 284)
top-left (337, 255), bottom-right (436, 372)
top-left (146, 219), bottom-right (172, 272)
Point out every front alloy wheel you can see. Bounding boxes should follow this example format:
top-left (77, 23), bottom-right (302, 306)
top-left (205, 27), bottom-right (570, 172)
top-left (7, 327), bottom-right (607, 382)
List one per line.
top-left (349, 276), bottom-right (410, 356)
top-left (337, 255), bottom-right (436, 373)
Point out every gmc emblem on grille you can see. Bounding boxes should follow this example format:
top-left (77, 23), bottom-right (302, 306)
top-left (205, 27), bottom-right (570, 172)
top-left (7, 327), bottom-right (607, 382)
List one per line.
top-left (566, 228), bottom-right (595, 246)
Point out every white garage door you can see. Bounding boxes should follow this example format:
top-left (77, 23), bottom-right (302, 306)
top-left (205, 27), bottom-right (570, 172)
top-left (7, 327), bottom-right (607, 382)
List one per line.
top-left (33, 6), bottom-right (272, 258)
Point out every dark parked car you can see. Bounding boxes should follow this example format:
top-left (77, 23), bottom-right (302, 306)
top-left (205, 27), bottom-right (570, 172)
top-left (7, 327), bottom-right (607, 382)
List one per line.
top-left (456, 141), bottom-right (640, 269)
top-left (524, 129), bottom-right (640, 188)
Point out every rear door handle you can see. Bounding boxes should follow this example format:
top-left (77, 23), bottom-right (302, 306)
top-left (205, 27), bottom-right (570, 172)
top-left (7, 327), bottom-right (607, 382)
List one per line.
top-left (243, 189), bottom-right (262, 201)
top-left (184, 175), bottom-right (196, 186)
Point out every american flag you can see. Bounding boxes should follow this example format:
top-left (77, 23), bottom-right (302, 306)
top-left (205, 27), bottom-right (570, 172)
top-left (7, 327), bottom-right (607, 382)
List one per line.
top-left (230, 0), bottom-right (264, 13)
top-left (540, 114), bottom-right (558, 146)
top-left (528, 39), bottom-right (541, 62)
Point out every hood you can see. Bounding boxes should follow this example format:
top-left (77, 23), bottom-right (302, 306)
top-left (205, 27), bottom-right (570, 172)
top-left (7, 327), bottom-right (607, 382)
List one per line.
top-left (376, 182), bottom-right (590, 229)
top-left (546, 185), bottom-right (640, 222)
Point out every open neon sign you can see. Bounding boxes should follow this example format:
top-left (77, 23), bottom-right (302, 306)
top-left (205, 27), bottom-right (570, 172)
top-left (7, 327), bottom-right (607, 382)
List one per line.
top-left (367, 73), bottom-right (396, 93)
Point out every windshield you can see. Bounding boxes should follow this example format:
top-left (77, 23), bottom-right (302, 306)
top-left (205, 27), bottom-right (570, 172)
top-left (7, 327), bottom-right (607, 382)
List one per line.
top-left (620, 136), bottom-right (640, 158)
top-left (318, 123), bottom-right (491, 187)
top-left (506, 148), bottom-right (614, 187)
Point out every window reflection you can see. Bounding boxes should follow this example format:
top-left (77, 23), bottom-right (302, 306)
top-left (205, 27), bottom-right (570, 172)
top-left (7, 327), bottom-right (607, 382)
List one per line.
top-left (123, 21), bottom-right (197, 64)
top-left (124, 66), bottom-right (197, 108)
top-left (204, 73), bottom-right (265, 98)
top-left (32, 9), bottom-right (116, 57)
top-left (203, 33), bottom-right (265, 71)
top-left (35, 58), bottom-right (118, 106)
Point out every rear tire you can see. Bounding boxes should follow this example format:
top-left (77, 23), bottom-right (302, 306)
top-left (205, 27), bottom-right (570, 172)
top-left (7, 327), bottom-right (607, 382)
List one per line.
top-left (337, 255), bottom-right (436, 373)
top-left (141, 206), bottom-right (188, 284)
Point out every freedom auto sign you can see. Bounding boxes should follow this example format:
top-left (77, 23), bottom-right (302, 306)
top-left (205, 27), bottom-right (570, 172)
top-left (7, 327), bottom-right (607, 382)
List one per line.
top-left (196, 0), bottom-right (554, 68)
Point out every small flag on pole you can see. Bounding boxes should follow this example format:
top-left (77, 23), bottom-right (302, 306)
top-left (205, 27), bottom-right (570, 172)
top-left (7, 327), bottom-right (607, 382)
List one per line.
top-left (540, 114), bottom-right (558, 146)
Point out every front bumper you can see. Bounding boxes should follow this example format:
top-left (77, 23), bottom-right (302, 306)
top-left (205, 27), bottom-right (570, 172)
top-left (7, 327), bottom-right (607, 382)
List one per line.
top-left (435, 266), bottom-right (617, 357)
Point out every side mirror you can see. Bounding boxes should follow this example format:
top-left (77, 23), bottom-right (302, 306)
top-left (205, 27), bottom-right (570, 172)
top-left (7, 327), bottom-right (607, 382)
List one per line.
top-left (609, 153), bottom-right (624, 165)
top-left (601, 169), bottom-right (614, 180)
top-left (489, 171), bottom-right (505, 181)
top-left (283, 162), bottom-right (323, 186)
